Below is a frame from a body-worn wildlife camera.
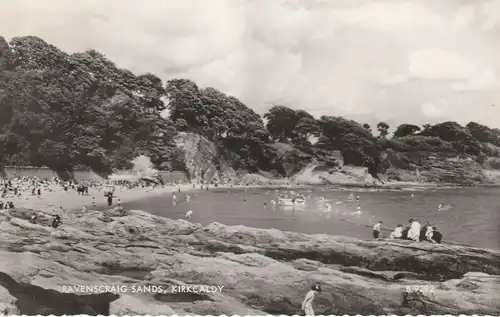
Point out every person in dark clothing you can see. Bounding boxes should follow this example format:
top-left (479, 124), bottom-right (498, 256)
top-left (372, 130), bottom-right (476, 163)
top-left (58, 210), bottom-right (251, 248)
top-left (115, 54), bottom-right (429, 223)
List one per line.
top-left (419, 222), bottom-right (431, 242)
top-left (431, 227), bottom-right (443, 243)
top-left (107, 192), bottom-right (113, 206)
top-left (401, 226), bottom-right (410, 240)
top-left (52, 215), bottom-right (62, 228)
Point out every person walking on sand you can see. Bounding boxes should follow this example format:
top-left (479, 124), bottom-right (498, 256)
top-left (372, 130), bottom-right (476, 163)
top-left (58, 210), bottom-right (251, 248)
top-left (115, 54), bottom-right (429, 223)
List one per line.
top-left (107, 192), bottom-right (113, 206)
top-left (373, 221), bottom-right (383, 239)
top-left (301, 285), bottom-right (321, 316)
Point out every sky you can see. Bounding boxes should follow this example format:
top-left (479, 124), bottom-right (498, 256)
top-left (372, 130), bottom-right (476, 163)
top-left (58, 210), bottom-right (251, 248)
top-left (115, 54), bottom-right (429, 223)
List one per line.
top-left (1, 0), bottom-right (500, 129)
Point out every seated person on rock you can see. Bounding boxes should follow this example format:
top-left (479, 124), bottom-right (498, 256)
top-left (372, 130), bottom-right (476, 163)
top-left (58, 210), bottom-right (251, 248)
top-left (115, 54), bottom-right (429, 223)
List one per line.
top-left (389, 224), bottom-right (403, 239)
top-left (52, 215), bottom-right (62, 228)
top-left (419, 222), bottom-right (431, 242)
top-left (401, 225), bottom-right (411, 240)
top-left (430, 226), bottom-right (442, 243)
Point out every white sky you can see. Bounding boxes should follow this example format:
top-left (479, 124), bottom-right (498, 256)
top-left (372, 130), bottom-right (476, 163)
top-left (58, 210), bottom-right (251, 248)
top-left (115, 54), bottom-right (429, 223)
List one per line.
top-left (1, 0), bottom-right (500, 129)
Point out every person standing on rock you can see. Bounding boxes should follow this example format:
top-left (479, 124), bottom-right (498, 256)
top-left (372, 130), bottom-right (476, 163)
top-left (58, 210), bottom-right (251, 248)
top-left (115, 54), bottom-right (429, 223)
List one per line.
top-left (301, 284), bottom-right (321, 316)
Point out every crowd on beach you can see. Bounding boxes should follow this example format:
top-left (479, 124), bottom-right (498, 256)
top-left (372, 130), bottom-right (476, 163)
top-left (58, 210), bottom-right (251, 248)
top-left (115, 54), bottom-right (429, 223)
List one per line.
top-left (0, 174), bottom-right (172, 226)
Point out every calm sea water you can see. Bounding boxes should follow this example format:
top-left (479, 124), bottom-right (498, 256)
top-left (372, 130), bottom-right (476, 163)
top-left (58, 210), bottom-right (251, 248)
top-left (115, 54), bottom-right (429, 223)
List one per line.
top-left (123, 186), bottom-right (500, 250)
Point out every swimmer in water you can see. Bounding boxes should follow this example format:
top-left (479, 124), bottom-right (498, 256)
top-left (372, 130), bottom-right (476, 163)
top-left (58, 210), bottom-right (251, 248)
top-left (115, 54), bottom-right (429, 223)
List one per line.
top-left (351, 205), bottom-right (362, 215)
top-left (437, 204), bottom-right (442, 211)
top-left (324, 203), bottom-right (332, 212)
top-left (185, 210), bottom-right (193, 218)
top-left (186, 195), bottom-right (191, 203)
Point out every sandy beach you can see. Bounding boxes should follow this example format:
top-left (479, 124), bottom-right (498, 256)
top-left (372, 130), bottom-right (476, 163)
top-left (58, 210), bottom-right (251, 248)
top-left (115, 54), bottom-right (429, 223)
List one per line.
top-left (11, 183), bottom-right (198, 213)
top-left (9, 178), bottom-right (445, 216)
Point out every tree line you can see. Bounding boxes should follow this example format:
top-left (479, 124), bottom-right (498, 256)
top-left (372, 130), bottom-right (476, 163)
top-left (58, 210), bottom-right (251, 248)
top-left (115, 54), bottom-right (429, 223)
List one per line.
top-left (1, 36), bottom-right (499, 179)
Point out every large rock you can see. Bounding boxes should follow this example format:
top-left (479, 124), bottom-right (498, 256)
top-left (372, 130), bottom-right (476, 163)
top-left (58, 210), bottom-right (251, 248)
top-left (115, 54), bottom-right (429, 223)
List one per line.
top-left (0, 205), bottom-right (498, 315)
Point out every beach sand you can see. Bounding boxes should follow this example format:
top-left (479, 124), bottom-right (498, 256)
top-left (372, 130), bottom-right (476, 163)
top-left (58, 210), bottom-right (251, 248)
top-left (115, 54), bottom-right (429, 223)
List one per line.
top-left (11, 183), bottom-right (196, 212)
top-left (10, 182), bottom-right (274, 213)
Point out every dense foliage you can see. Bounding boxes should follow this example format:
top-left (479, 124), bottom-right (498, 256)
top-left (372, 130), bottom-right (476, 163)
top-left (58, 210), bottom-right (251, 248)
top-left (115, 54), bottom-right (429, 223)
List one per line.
top-left (0, 36), bottom-right (175, 176)
top-left (1, 36), bottom-right (499, 179)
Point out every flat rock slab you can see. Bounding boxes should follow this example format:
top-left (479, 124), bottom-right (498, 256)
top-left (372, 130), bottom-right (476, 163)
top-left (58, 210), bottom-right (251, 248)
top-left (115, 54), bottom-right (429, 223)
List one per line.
top-left (0, 206), bottom-right (498, 315)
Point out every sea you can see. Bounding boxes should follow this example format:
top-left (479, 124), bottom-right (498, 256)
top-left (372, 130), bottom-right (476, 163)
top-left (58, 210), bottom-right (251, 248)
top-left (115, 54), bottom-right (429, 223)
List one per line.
top-left (123, 186), bottom-right (500, 250)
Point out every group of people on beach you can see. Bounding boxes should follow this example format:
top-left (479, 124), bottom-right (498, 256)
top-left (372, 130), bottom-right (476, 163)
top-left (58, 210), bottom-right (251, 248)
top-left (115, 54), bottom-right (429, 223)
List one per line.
top-left (373, 219), bottom-right (443, 243)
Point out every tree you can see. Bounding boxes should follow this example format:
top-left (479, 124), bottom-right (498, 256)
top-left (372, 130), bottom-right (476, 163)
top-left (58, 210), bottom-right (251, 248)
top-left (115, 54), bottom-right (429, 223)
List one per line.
top-left (377, 122), bottom-right (390, 138)
top-left (466, 121), bottom-right (500, 147)
top-left (393, 124), bottom-right (421, 138)
top-left (0, 36), bottom-right (178, 175)
top-left (294, 117), bottom-right (320, 139)
top-left (420, 121), bottom-right (482, 155)
top-left (362, 123), bottom-right (372, 134)
top-left (263, 105), bottom-right (299, 142)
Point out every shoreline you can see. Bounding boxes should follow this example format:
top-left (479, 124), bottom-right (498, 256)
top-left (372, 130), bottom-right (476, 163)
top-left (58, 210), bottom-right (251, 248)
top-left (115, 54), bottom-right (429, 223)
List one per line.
top-left (8, 178), bottom-right (460, 215)
top-left (9, 180), bottom-right (497, 252)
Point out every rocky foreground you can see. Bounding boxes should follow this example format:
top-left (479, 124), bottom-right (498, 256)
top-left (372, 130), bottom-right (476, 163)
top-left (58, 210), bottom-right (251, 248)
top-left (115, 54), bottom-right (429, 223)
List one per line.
top-left (0, 206), bottom-right (499, 315)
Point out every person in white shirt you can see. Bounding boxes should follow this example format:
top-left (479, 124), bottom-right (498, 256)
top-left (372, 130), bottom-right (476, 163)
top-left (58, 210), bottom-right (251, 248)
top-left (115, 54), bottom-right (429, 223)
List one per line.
top-left (407, 219), bottom-right (421, 241)
top-left (373, 221), bottom-right (383, 239)
top-left (425, 226), bottom-right (435, 242)
top-left (301, 285), bottom-right (321, 316)
top-left (390, 224), bottom-right (403, 239)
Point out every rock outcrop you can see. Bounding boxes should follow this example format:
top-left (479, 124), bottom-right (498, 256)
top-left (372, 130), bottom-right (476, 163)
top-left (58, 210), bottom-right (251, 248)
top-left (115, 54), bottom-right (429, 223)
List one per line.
top-left (174, 132), bottom-right (236, 183)
top-left (0, 206), bottom-right (499, 315)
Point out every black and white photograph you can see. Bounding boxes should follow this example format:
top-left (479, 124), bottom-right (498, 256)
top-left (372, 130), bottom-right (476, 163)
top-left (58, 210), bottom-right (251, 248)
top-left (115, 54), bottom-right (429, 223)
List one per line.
top-left (0, 0), bottom-right (499, 315)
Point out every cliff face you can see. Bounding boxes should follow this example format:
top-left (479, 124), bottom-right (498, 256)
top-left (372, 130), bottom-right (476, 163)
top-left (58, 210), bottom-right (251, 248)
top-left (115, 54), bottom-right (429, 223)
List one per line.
top-left (173, 133), bottom-right (500, 185)
top-left (174, 132), bottom-right (236, 183)
top-left (383, 153), bottom-right (487, 185)
top-left (0, 206), bottom-right (499, 315)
